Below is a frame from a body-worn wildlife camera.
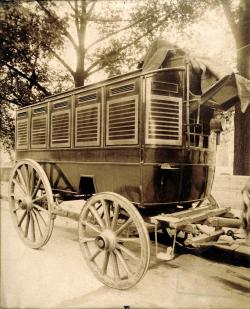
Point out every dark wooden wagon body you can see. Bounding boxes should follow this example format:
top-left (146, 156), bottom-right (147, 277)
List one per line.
top-left (15, 56), bottom-right (216, 210)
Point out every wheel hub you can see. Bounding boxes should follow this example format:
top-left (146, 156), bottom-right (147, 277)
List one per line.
top-left (95, 230), bottom-right (116, 251)
top-left (20, 196), bottom-right (33, 210)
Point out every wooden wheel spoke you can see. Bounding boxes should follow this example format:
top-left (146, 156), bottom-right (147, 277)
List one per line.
top-left (10, 193), bottom-right (21, 202)
top-left (116, 243), bottom-right (140, 261)
top-left (12, 179), bottom-right (26, 197)
top-left (30, 212), bottom-right (36, 242)
top-left (111, 202), bottom-right (119, 231)
top-left (33, 207), bottom-right (48, 226)
top-left (102, 199), bottom-right (111, 228)
top-left (22, 164), bottom-right (30, 193)
top-left (33, 203), bottom-right (48, 213)
top-left (115, 217), bottom-right (133, 236)
top-left (32, 178), bottom-right (42, 199)
top-left (115, 249), bottom-right (132, 276)
top-left (24, 212), bottom-right (31, 238)
top-left (117, 237), bottom-right (140, 243)
top-left (102, 251), bottom-right (110, 275)
top-left (111, 251), bottom-right (120, 281)
top-left (32, 194), bottom-right (47, 203)
top-left (80, 237), bottom-right (95, 244)
top-left (17, 169), bottom-right (28, 194)
top-left (90, 248), bottom-right (102, 261)
top-left (13, 207), bottom-right (22, 213)
top-left (32, 210), bottom-right (43, 238)
top-left (17, 210), bottom-right (28, 227)
top-left (28, 165), bottom-right (35, 195)
top-left (95, 202), bottom-right (102, 211)
top-left (82, 220), bottom-right (101, 234)
top-left (12, 198), bottom-right (22, 213)
top-left (89, 205), bottom-right (105, 230)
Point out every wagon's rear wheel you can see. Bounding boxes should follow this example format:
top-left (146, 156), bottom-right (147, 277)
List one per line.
top-left (78, 192), bottom-right (150, 289)
top-left (9, 159), bottom-right (54, 249)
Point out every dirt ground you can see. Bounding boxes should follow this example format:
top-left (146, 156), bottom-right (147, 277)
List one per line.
top-left (1, 198), bottom-right (250, 309)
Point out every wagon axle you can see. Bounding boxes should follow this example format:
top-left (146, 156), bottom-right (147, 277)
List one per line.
top-left (95, 230), bottom-right (117, 251)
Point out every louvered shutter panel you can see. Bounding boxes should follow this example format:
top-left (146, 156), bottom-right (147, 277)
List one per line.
top-left (106, 96), bottom-right (138, 145)
top-left (146, 95), bottom-right (182, 145)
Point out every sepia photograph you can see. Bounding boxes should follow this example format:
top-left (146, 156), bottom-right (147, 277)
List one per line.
top-left (0, 0), bottom-right (250, 308)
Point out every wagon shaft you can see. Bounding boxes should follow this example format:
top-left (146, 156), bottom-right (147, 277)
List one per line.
top-left (151, 206), bottom-right (231, 228)
top-left (52, 207), bottom-right (80, 221)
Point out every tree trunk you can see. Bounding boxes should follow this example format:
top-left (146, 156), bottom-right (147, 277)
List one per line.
top-left (234, 100), bottom-right (250, 175)
top-left (233, 0), bottom-right (250, 175)
top-left (74, 1), bottom-right (87, 88)
top-left (74, 58), bottom-right (85, 87)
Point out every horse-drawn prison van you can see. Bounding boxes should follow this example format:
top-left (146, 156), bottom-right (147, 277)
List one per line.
top-left (9, 40), bottom-right (246, 289)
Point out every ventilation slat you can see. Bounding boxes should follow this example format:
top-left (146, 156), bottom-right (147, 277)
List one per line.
top-left (110, 123), bottom-right (135, 130)
top-left (77, 138), bottom-right (97, 142)
top-left (77, 115), bottom-right (98, 122)
top-left (109, 112), bottom-right (135, 121)
top-left (77, 132), bottom-right (98, 138)
top-left (76, 123), bottom-right (98, 131)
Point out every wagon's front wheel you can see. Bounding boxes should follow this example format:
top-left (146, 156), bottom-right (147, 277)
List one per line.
top-left (9, 159), bottom-right (54, 249)
top-left (78, 192), bottom-right (150, 289)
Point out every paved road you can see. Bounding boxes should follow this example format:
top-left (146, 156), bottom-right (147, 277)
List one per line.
top-left (1, 199), bottom-right (250, 309)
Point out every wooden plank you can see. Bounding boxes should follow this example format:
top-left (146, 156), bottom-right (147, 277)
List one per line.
top-left (206, 217), bottom-right (241, 228)
top-left (150, 205), bottom-right (212, 224)
top-left (151, 207), bottom-right (231, 228)
top-left (173, 207), bottom-right (231, 228)
top-left (184, 230), bottom-right (224, 246)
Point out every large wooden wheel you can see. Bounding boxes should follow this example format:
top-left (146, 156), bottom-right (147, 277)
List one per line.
top-left (78, 192), bottom-right (150, 290)
top-left (9, 159), bottom-right (54, 249)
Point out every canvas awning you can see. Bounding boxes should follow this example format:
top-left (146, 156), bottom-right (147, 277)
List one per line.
top-left (141, 39), bottom-right (250, 113)
top-left (200, 73), bottom-right (250, 113)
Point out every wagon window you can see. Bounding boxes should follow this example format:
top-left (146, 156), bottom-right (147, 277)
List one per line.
top-left (78, 92), bottom-right (97, 103)
top-left (16, 111), bottom-right (28, 150)
top-left (146, 95), bottom-right (182, 145)
top-left (51, 99), bottom-right (71, 148)
top-left (109, 82), bottom-right (135, 96)
top-left (31, 105), bottom-right (47, 149)
top-left (106, 96), bottom-right (138, 146)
